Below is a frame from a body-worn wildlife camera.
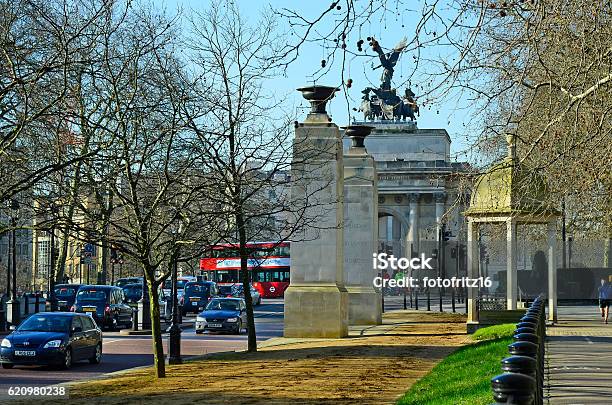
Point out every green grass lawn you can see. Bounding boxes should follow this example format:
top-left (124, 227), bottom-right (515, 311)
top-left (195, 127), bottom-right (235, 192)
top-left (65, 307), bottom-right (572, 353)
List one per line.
top-left (472, 323), bottom-right (516, 341)
top-left (397, 324), bottom-right (515, 405)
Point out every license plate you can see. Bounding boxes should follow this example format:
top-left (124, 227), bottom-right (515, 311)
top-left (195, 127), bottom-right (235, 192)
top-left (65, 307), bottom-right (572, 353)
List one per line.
top-left (14, 350), bottom-right (36, 356)
top-left (207, 323), bottom-right (222, 328)
top-left (190, 297), bottom-right (199, 302)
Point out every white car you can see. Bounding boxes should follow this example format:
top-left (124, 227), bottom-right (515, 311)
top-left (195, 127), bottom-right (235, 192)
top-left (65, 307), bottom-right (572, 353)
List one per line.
top-left (229, 284), bottom-right (261, 306)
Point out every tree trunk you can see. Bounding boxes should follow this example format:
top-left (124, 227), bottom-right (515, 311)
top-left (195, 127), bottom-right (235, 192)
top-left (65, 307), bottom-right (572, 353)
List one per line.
top-left (236, 212), bottom-right (257, 352)
top-left (146, 271), bottom-right (166, 378)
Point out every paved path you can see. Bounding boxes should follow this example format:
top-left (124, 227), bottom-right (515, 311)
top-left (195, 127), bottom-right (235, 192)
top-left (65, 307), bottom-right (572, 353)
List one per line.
top-left (546, 306), bottom-right (612, 404)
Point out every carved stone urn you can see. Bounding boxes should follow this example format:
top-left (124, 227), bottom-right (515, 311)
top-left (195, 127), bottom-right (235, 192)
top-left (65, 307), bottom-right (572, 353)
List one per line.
top-left (342, 125), bottom-right (374, 148)
top-left (296, 86), bottom-right (339, 114)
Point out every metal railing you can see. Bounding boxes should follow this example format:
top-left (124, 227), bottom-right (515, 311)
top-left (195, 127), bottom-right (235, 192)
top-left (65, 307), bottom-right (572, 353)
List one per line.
top-left (478, 294), bottom-right (507, 311)
top-left (490, 294), bottom-right (546, 405)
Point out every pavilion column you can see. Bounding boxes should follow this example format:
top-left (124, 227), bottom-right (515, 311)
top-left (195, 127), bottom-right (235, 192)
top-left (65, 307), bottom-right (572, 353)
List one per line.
top-left (434, 193), bottom-right (446, 242)
top-left (506, 218), bottom-right (518, 310)
top-left (547, 220), bottom-right (558, 323)
top-left (467, 219), bottom-right (479, 327)
top-left (407, 193), bottom-right (419, 258)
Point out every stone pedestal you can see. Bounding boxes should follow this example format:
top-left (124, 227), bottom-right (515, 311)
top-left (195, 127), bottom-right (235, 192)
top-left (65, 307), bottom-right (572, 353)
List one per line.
top-left (6, 299), bottom-right (20, 326)
top-left (342, 127), bottom-right (382, 325)
top-left (284, 87), bottom-right (348, 338)
top-left (137, 299), bottom-right (151, 330)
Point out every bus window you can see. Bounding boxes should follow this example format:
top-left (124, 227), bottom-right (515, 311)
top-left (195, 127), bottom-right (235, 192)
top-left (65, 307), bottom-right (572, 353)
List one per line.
top-left (273, 246), bottom-right (290, 257)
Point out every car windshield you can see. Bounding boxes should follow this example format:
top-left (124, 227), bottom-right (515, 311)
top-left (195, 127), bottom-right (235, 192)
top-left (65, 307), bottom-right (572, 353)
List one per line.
top-left (116, 279), bottom-right (139, 288)
top-left (123, 285), bottom-right (142, 299)
top-left (185, 284), bottom-right (210, 296)
top-left (55, 287), bottom-right (77, 297)
top-left (231, 285), bottom-right (256, 294)
top-left (17, 315), bottom-right (71, 333)
top-left (206, 299), bottom-right (239, 311)
top-left (218, 285), bottom-right (233, 295)
top-left (163, 279), bottom-right (189, 290)
top-left (76, 289), bottom-right (107, 302)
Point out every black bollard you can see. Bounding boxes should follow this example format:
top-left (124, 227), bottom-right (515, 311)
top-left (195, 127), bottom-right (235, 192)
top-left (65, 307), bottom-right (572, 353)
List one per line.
top-left (491, 372), bottom-right (536, 405)
top-left (516, 321), bottom-right (537, 330)
top-left (513, 332), bottom-right (539, 345)
top-left (427, 288), bottom-right (431, 311)
top-left (24, 294), bottom-right (29, 316)
top-left (527, 307), bottom-right (542, 316)
top-left (509, 341), bottom-right (538, 359)
top-left (132, 308), bottom-right (138, 331)
top-left (415, 290), bottom-right (419, 310)
top-left (520, 315), bottom-right (539, 325)
top-left (35, 294), bottom-right (40, 313)
top-left (515, 326), bottom-right (537, 335)
top-left (501, 355), bottom-right (537, 379)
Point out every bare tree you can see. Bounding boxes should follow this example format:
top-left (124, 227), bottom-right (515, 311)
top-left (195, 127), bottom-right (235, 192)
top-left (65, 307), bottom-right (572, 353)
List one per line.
top-left (0, 0), bottom-right (121, 206)
top-left (182, 0), bottom-right (337, 352)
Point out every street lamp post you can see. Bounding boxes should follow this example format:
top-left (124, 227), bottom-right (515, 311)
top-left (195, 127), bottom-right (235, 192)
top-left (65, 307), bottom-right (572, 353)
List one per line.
top-left (5, 230), bottom-right (10, 297)
top-left (47, 203), bottom-right (59, 312)
top-left (6, 199), bottom-right (20, 326)
top-left (48, 226), bottom-right (57, 311)
top-left (167, 223), bottom-right (182, 365)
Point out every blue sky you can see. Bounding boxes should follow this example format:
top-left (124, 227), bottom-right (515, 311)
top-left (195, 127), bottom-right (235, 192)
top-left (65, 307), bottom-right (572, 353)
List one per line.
top-left (154, 0), bottom-right (475, 161)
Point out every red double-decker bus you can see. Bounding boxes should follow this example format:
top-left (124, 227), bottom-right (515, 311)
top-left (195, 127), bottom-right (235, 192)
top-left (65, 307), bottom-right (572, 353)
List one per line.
top-left (199, 241), bottom-right (290, 298)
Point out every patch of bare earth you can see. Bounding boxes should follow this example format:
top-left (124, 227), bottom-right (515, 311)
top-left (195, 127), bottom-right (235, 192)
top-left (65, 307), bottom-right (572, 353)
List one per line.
top-left (51, 311), bottom-right (468, 405)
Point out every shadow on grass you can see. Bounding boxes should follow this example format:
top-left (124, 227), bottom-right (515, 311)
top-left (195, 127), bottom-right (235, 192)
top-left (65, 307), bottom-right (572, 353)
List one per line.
top-left (396, 337), bottom-right (513, 405)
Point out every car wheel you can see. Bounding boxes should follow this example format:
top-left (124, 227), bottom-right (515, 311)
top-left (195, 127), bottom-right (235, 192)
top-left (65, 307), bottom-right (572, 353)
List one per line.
top-left (235, 320), bottom-right (242, 335)
top-left (89, 343), bottom-right (102, 364)
top-left (62, 348), bottom-right (73, 369)
top-left (257, 297), bottom-right (261, 305)
top-left (195, 330), bottom-right (203, 335)
top-left (1, 363), bottom-right (14, 369)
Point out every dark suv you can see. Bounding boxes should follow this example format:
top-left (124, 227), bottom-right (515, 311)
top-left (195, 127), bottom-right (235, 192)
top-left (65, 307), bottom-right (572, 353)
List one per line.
top-left (53, 284), bottom-right (82, 311)
top-left (72, 285), bottom-right (133, 330)
top-left (181, 281), bottom-right (218, 315)
top-left (121, 283), bottom-right (143, 307)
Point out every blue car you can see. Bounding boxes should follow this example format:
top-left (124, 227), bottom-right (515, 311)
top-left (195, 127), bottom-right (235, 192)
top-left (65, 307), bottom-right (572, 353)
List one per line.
top-left (195, 298), bottom-right (247, 335)
top-left (0, 312), bottom-right (102, 369)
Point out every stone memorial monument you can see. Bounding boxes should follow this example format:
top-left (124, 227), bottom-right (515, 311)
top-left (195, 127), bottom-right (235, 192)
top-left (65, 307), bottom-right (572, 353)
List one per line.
top-left (284, 85), bottom-right (349, 338)
top-left (342, 125), bottom-right (382, 325)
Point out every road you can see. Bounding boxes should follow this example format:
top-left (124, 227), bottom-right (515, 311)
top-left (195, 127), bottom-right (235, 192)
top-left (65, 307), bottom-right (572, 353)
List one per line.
top-left (0, 299), bottom-right (283, 399)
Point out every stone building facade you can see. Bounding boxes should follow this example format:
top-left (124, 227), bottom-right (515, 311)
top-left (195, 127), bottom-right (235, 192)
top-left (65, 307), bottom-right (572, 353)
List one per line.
top-left (343, 121), bottom-right (470, 278)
